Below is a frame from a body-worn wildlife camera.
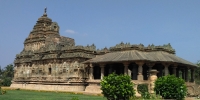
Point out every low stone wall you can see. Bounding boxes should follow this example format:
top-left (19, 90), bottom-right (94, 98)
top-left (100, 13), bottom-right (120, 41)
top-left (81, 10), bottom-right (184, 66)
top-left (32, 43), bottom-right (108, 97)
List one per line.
top-left (10, 80), bottom-right (197, 97)
top-left (10, 83), bottom-right (86, 91)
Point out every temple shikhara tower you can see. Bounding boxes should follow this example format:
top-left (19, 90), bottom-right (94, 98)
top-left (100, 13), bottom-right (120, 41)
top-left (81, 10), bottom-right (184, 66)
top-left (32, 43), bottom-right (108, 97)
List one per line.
top-left (11, 8), bottom-right (198, 95)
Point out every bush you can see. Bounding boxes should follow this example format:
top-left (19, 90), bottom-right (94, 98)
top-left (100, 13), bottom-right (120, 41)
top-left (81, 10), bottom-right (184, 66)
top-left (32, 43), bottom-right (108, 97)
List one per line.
top-left (0, 86), bottom-right (7, 95)
top-left (1, 77), bottom-right (12, 86)
top-left (137, 84), bottom-right (161, 99)
top-left (100, 73), bottom-right (135, 100)
top-left (137, 84), bottom-right (149, 98)
top-left (154, 75), bottom-right (187, 100)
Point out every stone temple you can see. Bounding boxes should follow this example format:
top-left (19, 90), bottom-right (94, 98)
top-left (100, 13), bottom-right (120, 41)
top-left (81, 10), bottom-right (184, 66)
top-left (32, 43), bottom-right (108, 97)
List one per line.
top-left (11, 9), bottom-right (198, 95)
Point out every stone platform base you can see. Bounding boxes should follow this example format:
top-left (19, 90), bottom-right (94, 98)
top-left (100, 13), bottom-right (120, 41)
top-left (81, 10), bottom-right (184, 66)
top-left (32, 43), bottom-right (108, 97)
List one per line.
top-left (85, 85), bottom-right (102, 93)
top-left (10, 83), bottom-right (86, 91)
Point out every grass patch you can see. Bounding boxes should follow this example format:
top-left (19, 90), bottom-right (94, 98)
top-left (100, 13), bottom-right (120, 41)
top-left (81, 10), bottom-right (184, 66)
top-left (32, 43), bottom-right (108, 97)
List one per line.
top-left (0, 89), bottom-right (106, 100)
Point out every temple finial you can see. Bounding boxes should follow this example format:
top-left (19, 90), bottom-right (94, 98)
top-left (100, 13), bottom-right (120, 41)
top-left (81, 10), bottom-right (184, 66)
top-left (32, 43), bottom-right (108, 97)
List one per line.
top-left (44, 7), bottom-right (47, 13)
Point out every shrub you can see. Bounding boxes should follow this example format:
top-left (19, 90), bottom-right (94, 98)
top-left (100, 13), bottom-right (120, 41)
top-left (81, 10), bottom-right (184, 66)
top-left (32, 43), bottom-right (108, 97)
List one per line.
top-left (1, 77), bottom-right (12, 86)
top-left (137, 84), bottom-right (161, 99)
top-left (100, 73), bottom-right (135, 100)
top-left (137, 84), bottom-right (150, 99)
top-left (154, 75), bottom-right (187, 100)
top-left (0, 86), bottom-right (7, 95)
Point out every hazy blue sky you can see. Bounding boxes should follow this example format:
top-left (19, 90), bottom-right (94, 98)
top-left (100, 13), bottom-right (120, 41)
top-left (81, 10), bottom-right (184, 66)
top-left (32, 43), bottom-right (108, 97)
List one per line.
top-left (0, 0), bottom-right (200, 68)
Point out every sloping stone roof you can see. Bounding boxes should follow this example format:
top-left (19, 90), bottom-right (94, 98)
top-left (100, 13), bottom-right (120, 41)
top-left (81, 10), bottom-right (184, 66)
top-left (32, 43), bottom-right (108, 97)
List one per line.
top-left (83, 50), bottom-right (197, 67)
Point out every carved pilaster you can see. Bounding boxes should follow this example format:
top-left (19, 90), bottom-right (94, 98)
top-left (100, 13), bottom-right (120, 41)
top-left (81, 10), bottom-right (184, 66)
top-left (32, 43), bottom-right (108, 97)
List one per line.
top-left (89, 64), bottom-right (94, 80)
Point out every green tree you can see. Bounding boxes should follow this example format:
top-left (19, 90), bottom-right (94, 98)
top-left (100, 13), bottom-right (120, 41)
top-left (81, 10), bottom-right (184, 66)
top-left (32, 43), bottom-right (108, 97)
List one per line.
top-left (154, 75), bottom-right (187, 100)
top-left (0, 66), bottom-right (2, 78)
top-left (100, 73), bottom-right (135, 100)
top-left (3, 64), bottom-right (14, 78)
top-left (0, 64), bottom-right (14, 86)
top-left (195, 61), bottom-right (200, 84)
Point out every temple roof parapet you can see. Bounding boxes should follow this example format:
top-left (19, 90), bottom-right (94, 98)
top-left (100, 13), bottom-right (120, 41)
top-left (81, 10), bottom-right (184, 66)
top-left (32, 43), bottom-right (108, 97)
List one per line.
top-left (60, 52), bottom-right (95, 59)
top-left (96, 47), bottom-right (110, 54)
top-left (109, 42), bottom-right (175, 54)
top-left (62, 44), bottom-right (96, 51)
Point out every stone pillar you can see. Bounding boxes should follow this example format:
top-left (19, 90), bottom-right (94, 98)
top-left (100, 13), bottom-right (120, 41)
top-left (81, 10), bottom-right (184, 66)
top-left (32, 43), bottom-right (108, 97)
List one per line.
top-left (185, 67), bottom-right (189, 82)
top-left (163, 64), bottom-right (169, 76)
top-left (149, 70), bottom-right (159, 94)
top-left (100, 64), bottom-right (105, 79)
top-left (89, 64), bottom-right (94, 80)
top-left (172, 66), bottom-right (177, 75)
top-left (123, 62), bottom-right (129, 75)
top-left (191, 68), bottom-right (194, 82)
top-left (136, 62), bottom-right (144, 80)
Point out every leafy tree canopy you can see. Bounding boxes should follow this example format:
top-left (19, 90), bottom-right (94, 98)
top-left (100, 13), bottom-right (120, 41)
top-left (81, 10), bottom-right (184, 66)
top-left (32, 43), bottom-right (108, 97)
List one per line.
top-left (0, 64), bottom-right (14, 86)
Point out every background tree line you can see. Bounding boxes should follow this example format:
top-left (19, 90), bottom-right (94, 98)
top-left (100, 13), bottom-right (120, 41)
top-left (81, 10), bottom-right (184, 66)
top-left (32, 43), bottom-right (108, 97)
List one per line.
top-left (195, 61), bottom-right (200, 84)
top-left (0, 64), bottom-right (14, 86)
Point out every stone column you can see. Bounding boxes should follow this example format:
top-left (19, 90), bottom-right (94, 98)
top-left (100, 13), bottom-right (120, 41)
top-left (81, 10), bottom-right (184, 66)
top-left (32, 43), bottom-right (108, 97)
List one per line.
top-left (172, 66), bottom-right (177, 75)
top-left (191, 68), bottom-right (194, 82)
top-left (185, 67), bottom-right (189, 82)
top-left (163, 63), bottom-right (169, 76)
top-left (123, 62), bottom-right (129, 75)
top-left (89, 64), bottom-right (94, 80)
top-left (136, 62), bottom-right (144, 80)
top-left (100, 64), bottom-right (105, 79)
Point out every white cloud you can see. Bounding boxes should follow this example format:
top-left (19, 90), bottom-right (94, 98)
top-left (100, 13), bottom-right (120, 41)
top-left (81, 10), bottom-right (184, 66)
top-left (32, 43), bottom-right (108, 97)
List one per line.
top-left (65, 29), bottom-right (77, 34)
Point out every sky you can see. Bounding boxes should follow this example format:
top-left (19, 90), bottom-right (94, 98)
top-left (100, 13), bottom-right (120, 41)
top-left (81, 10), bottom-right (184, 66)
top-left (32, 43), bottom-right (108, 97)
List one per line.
top-left (0, 0), bottom-right (200, 68)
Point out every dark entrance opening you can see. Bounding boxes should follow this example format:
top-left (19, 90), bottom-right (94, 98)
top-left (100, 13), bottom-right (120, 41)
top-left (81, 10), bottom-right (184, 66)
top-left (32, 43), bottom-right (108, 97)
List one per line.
top-left (112, 63), bottom-right (124, 75)
top-left (129, 63), bottom-right (138, 80)
top-left (143, 64), bottom-right (148, 80)
top-left (49, 68), bottom-right (52, 75)
top-left (93, 66), bottom-right (101, 79)
top-left (153, 63), bottom-right (164, 77)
